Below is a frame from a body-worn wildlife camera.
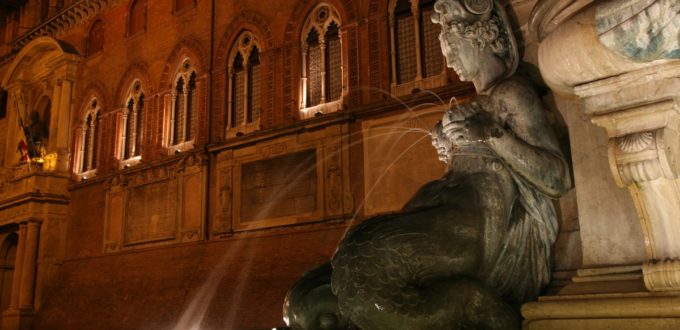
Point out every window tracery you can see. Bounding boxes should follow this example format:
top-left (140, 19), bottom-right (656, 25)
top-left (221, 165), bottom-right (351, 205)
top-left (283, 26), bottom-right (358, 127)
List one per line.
top-left (169, 58), bottom-right (197, 150)
top-left (227, 31), bottom-right (261, 137)
top-left (300, 3), bottom-right (343, 119)
top-left (119, 80), bottom-right (144, 167)
top-left (389, 0), bottom-right (446, 96)
top-left (76, 98), bottom-right (100, 179)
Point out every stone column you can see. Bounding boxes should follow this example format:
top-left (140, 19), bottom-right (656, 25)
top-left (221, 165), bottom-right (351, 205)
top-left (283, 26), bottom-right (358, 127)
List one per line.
top-left (18, 220), bottom-right (40, 310)
top-left (56, 78), bottom-right (73, 173)
top-left (48, 81), bottom-right (63, 155)
top-left (9, 224), bottom-right (27, 309)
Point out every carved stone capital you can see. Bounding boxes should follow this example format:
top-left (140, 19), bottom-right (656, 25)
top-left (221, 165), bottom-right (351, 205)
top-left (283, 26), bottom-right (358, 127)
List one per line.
top-left (608, 128), bottom-right (680, 187)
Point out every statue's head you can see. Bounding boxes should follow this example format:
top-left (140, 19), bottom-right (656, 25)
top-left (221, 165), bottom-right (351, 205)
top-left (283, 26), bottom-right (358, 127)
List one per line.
top-left (431, 121), bottom-right (451, 163)
top-left (432, 0), bottom-right (518, 92)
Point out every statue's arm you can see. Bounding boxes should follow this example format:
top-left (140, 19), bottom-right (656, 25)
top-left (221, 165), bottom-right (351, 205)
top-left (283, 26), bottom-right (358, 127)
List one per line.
top-left (484, 80), bottom-right (571, 198)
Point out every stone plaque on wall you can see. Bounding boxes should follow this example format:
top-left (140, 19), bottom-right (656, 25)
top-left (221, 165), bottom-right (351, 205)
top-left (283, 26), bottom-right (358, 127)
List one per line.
top-left (124, 180), bottom-right (178, 244)
top-left (240, 149), bottom-right (317, 222)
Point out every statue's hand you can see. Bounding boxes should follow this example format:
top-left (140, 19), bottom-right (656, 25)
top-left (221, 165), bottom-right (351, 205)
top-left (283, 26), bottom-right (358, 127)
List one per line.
top-left (446, 113), bottom-right (505, 146)
top-left (442, 102), bottom-right (496, 146)
top-left (444, 101), bottom-right (483, 123)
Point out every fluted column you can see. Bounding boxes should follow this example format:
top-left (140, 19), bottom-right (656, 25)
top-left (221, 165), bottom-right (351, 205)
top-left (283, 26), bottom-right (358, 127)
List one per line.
top-left (18, 220), bottom-right (40, 309)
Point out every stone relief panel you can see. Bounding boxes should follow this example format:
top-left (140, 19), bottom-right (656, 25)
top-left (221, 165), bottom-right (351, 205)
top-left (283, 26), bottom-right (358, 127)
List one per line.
top-left (103, 154), bottom-right (206, 252)
top-left (178, 155), bottom-right (206, 242)
top-left (124, 179), bottom-right (178, 245)
top-left (240, 149), bottom-right (317, 223)
top-left (215, 124), bottom-right (352, 232)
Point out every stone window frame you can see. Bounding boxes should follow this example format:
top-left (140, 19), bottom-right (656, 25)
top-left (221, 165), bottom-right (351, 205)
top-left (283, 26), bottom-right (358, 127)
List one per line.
top-left (86, 19), bottom-right (104, 57)
top-left (75, 98), bottom-right (100, 180)
top-left (226, 31), bottom-right (262, 138)
top-left (126, 0), bottom-right (148, 38)
top-left (118, 80), bottom-right (144, 169)
top-left (299, 2), bottom-right (344, 120)
top-left (389, 0), bottom-right (447, 96)
top-left (165, 58), bottom-right (197, 154)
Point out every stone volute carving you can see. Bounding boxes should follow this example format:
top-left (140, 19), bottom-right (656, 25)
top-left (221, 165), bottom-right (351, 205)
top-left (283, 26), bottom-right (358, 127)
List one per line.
top-left (283, 0), bottom-right (571, 329)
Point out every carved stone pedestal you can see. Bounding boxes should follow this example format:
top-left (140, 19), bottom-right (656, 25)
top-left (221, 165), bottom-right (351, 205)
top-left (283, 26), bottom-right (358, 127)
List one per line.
top-left (523, 0), bottom-right (680, 328)
top-left (522, 265), bottom-right (680, 329)
top-left (524, 293), bottom-right (680, 329)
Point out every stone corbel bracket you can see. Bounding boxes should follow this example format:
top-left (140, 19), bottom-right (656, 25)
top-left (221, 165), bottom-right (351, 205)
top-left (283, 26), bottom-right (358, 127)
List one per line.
top-left (591, 101), bottom-right (680, 187)
top-left (585, 72), bottom-right (680, 292)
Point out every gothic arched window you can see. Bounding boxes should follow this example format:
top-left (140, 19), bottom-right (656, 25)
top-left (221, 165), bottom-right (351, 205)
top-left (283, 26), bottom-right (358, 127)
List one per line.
top-left (389, 0), bottom-right (446, 95)
top-left (227, 31), bottom-right (261, 136)
top-left (170, 59), bottom-right (197, 147)
top-left (77, 99), bottom-right (100, 178)
top-left (127, 0), bottom-right (147, 37)
top-left (300, 3), bottom-right (343, 119)
top-left (120, 81), bottom-right (144, 166)
top-left (87, 19), bottom-right (104, 56)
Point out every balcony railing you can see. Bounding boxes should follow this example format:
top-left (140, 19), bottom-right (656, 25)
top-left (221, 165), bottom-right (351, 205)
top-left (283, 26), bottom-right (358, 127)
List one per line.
top-left (10, 0), bottom-right (120, 50)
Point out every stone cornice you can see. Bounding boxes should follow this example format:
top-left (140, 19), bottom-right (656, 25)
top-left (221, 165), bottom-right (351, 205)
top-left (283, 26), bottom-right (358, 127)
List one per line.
top-left (10, 0), bottom-right (121, 50)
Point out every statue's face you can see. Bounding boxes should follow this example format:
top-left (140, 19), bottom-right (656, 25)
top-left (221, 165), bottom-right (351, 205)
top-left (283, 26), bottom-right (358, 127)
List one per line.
top-left (440, 30), bottom-right (479, 82)
top-left (431, 131), bottom-right (450, 163)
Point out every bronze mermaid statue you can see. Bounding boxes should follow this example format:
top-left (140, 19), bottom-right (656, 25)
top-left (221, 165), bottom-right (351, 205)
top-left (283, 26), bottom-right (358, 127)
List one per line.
top-left (284, 0), bottom-right (571, 328)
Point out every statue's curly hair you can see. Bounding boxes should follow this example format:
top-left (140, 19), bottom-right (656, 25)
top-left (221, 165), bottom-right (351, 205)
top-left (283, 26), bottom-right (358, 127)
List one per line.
top-left (449, 16), bottom-right (508, 61)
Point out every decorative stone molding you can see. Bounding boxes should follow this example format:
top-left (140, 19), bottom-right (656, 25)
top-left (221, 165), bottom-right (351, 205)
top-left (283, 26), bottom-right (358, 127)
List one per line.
top-left (102, 153), bottom-right (207, 252)
top-left (607, 128), bottom-right (680, 186)
top-left (10, 0), bottom-right (122, 50)
top-left (643, 259), bottom-right (680, 292)
top-left (529, 0), bottom-right (594, 42)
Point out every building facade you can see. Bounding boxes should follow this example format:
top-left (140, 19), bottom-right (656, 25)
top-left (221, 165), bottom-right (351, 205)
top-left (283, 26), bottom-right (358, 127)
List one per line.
top-left (0, 0), bottom-right (677, 329)
top-left (0, 0), bottom-right (478, 328)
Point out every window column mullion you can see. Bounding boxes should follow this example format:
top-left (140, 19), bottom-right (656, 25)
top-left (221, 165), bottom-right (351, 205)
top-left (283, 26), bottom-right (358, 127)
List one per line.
top-left (129, 101), bottom-right (138, 157)
top-left (389, 14), bottom-right (398, 87)
top-left (227, 68), bottom-right (235, 128)
top-left (79, 126), bottom-right (86, 172)
top-left (121, 111), bottom-right (129, 159)
top-left (319, 37), bottom-right (327, 104)
top-left (301, 46), bottom-right (308, 109)
top-left (86, 117), bottom-right (95, 171)
top-left (411, 2), bottom-right (423, 81)
top-left (170, 91), bottom-right (177, 144)
top-left (243, 62), bottom-right (250, 124)
top-left (181, 78), bottom-right (189, 142)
